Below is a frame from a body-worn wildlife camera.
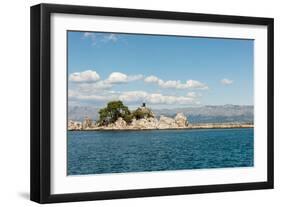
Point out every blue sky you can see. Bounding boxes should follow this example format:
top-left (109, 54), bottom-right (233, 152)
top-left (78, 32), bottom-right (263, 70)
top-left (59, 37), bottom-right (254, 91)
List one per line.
top-left (68, 31), bottom-right (253, 109)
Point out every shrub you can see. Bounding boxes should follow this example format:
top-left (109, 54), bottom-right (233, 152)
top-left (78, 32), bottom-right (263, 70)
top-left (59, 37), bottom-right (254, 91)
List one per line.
top-left (132, 107), bottom-right (154, 120)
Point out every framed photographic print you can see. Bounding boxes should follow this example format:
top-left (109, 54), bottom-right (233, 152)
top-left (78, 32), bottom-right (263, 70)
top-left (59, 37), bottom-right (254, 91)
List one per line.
top-left (30, 3), bottom-right (274, 203)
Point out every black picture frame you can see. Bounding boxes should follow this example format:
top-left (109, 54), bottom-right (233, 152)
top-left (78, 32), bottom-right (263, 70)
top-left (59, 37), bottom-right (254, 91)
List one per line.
top-left (30, 3), bottom-right (274, 204)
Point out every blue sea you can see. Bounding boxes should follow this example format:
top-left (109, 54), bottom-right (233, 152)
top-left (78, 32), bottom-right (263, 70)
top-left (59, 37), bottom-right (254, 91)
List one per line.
top-left (67, 128), bottom-right (253, 175)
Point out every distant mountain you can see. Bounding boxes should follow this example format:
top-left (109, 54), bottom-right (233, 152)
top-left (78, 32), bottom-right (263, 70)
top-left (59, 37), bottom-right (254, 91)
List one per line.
top-left (68, 105), bottom-right (100, 122)
top-left (68, 104), bottom-right (253, 124)
top-left (153, 105), bottom-right (253, 123)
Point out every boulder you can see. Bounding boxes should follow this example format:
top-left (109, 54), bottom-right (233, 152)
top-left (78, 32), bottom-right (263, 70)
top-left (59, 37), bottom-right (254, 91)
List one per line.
top-left (174, 113), bottom-right (188, 127)
top-left (82, 116), bottom-right (94, 129)
top-left (129, 118), bottom-right (137, 128)
top-left (157, 115), bottom-right (178, 129)
top-left (68, 120), bottom-right (82, 130)
top-left (146, 117), bottom-right (159, 128)
top-left (130, 117), bottom-right (159, 129)
top-left (114, 117), bottom-right (127, 129)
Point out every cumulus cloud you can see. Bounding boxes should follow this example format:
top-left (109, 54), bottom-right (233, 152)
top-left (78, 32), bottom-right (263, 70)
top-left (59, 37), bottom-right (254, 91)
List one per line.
top-left (107, 72), bottom-right (128, 83)
top-left (74, 94), bottom-right (110, 101)
top-left (128, 74), bottom-right (144, 81)
top-left (221, 78), bottom-right (233, 85)
top-left (103, 34), bottom-right (118, 42)
top-left (83, 32), bottom-right (93, 38)
top-left (69, 70), bottom-right (143, 91)
top-left (185, 80), bottom-right (208, 89)
top-left (70, 88), bottom-right (199, 105)
top-left (186, 92), bottom-right (200, 98)
top-left (69, 71), bottom-right (203, 106)
top-left (68, 88), bottom-right (115, 102)
top-left (119, 91), bottom-right (196, 105)
top-left (144, 75), bottom-right (159, 83)
top-left (107, 72), bottom-right (143, 84)
top-left (118, 91), bottom-right (147, 102)
top-left (76, 81), bottom-right (113, 93)
top-left (147, 93), bottom-right (195, 105)
top-left (158, 80), bottom-right (180, 88)
top-left (144, 75), bottom-right (208, 90)
top-left (69, 70), bottom-right (100, 82)
top-left (83, 32), bottom-right (119, 45)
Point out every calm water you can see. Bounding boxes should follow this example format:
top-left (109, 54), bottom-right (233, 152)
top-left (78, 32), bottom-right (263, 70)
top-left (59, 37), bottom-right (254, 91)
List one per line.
top-left (67, 128), bottom-right (253, 175)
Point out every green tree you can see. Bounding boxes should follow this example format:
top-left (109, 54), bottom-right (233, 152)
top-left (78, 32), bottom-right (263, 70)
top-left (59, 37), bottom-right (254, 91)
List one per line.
top-left (97, 101), bottom-right (132, 126)
top-left (132, 107), bottom-right (154, 120)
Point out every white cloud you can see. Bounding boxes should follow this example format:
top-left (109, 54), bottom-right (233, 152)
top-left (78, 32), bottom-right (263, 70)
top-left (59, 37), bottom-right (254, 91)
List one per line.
top-left (144, 75), bottom-right (208, 90)
top-left (107, 72), bottom-right (128, 83)
top-left (185, 80), bottom-right (208, 89)
top-left (187, 92), bottom-right (200, 98)
top-left (83, 32), bottom-right (93, 38)
top-left (68, 88), bottom-right (116, 102)
top-left (107, 72), bottom-right (143, 84)
top-left (75, 94), bottom-right (110, 101)
top-left (69, 70), bottom-right (100, 82)
top-left (148, 93), bottom-right (195, 105)
top-left (128, 74), bottom-right (144, 81)
top-left (68, 72), bottom-right (203, 106)
top-left (77, 81), bottom-right (113, 93)
top-left (83, 32), bottom-right (119, 45)
top-left (119, 91), bottom-right (147, 102)
top-left (221, 78), bottom-right (234, 85)
top-left (69, 71), bottom-right (144, 93)
top-left (144, 75), bottom-right (160, 83)
top-left (69, 87), bottom-right (200, 105)
top-left (103, 34), bottom-right (118, 42)
top-left (119, 91), bottom-right (197, 105)
top-left (159, 80), bottom-right (181, 88)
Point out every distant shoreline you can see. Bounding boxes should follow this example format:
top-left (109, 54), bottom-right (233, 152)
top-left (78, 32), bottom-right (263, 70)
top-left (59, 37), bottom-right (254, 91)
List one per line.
top-left (68, 123), bottom-right (253, 131)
